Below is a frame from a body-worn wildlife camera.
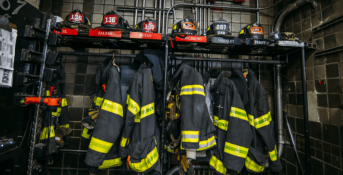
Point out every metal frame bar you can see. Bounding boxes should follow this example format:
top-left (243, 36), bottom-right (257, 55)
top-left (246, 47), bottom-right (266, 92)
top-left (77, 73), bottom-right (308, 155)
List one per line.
top-left (27, 18), bottom-right (52, 175)
top-left (174, 56), bottom-right (288, 64)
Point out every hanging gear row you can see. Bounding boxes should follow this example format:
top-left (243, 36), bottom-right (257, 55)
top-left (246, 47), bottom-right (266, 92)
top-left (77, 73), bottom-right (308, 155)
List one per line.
top-left (80, 50), bottom-right (164, 175)
top-left (53, 9), bottom-right (299, 42)
top-left (73, 49), bottom-right (283, 175)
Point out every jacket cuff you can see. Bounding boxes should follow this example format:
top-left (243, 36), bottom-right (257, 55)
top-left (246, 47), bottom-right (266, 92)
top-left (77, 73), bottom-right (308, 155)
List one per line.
top-left (269, 159), bottom-right (282, 172)
top-left (186, 149), bottom-right (197, 160)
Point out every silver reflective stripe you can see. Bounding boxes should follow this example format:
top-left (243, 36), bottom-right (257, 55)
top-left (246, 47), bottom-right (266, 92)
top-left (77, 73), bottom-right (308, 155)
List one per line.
top-left (199, 138), bottom-right (216, 148)
top-left (182, 134), bottom-right (199, 139)
top-left (181, 88), bottom-right (205, 92)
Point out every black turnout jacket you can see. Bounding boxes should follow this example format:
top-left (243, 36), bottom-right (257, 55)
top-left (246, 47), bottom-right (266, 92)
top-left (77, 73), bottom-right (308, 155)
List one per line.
top-left (230, 69), bottom-right (282, 173)
top-left (119, 64), bottom-right (160, 173)
top-left (85, 62), bottom-right (124, 169)
top-left (171, 64), bottom-right (216, 159)
top-left (203, 70), bottom-right (253, 174)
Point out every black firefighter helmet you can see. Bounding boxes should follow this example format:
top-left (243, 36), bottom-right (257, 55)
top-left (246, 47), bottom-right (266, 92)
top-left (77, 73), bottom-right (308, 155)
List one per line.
top-left (100, 10), bottom-right (131, 30)
top-left (134, 18), bottom-right (157, 33)
top-left (172, 17), bottom-right (197, 35)
top-left (206, 18), bottom-right (231, 36)
top-left (238, 22), bottom-right (264, 39)
top-left (59, 9), bottom-right (91, 29)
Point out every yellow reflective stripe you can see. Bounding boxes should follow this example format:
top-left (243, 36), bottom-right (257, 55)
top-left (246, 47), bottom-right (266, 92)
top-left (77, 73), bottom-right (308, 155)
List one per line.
top-left (230, 107), bottom-right (248, 121)
top-left (197, 135), bottom-right (217, 151)
top-left (248, 114), bottom-right (255, 126)
top-left (99, 158), bottom-right (122, 169)
top-left (46, 90), bottom-right (50, 97)
top-left (93, 96), bottom-right (104, 107)
top-left (61, 98), bottom-right (68, 107)
top-left (254, 111), bottom-right (272, 129)
top-left (141, 102), bottom-right (155, 119)
top-left (129, 146), bottom-right (159, 172)
top-left (245, 156), bottom-right (265, 172)
top-left (181, 131), bottom-right (199, 143)
top-left (224, 142), bottom-right (249, 158)
top-left (209, 155), bottom-right (227, 175)
top-left (213, 115), bottom-right (219, 127)
top-left (269, 145), bottom-right (278, 161)
top-left (60, 124), bottom-right (69, 128)
top-left (52, 107), bottom-right (61, 117)
top-left (101, 99), bottom-right (123, 117)
top-left (40, 126), bottom-right (55, 140)
top-left (214, 115), bottom-right (229, 131)
top-left (120, 136), bottom-right (127, 147)
top-left (89, 137), bottom-right (113, 153)
top-left (82, 128), bottom-right (90, 139)
top-left (127, 95), bottom-right (140, 115)
top-left (134, 113), bottom-right (140, 123)
top-left (180, 84), bottom-right (205, 96)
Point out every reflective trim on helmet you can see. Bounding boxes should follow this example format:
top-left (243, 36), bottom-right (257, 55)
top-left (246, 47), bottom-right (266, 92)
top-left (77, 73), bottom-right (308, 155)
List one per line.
top-left (269, 145), bottom-right (278, 161)
top-left (89, 137), bottom-right (113, 154)
top-left (141, 102), bottom-right (155, 119)
top-left (129, 146), bottom-right (159, 172)
top-left (181, 131), bottom-right (199, 143)
top-left (245, 156), bottom-right (265, 173)
top-left (209, 155), bottom-right (227, 175)
top-left (101, 99), bottom-right (123, 117)
top-left (127, 95), bottom-right (140, 115)
top-left (224, 142), bottom-right (249, 158)
top-left (180, 85), bottom-right (205, 96)
top-left (230, 107), bottom-right (248, 121)
top-left (99, 158), bottom-right (122, 169)
top-left (40, 126), bottom-right (55, 140)
top-left (254, 111), bottom-right (272, 129)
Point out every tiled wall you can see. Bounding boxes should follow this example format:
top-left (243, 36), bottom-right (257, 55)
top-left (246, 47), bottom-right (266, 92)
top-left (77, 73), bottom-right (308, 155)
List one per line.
top-left (38, 0), bottom-right (277, 174)
top-left (279, 0), bottom-right (343, 175)
top-left (26, 0), bottom-right (41, 8)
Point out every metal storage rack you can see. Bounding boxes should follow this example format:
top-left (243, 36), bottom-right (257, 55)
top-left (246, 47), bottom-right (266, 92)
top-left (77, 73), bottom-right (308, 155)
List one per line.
top-left (2, 1), bottom-right (318, 174)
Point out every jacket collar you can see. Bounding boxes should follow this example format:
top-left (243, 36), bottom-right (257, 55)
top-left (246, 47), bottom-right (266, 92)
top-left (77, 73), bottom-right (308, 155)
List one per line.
top-left (210, 72), bottom-right (223, 92)
top-left (170, 63), bottom-right (189, 90)
top-left (231, 69), bottom-right (246, 83)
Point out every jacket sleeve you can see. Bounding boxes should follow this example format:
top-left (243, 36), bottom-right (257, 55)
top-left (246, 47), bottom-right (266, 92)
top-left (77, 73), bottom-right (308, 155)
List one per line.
top-left (119, 78), bottom-right (141, 158)
top-left (223, 88), bottom-right (253, 171)
top-left (253, 90), bottom-right (282, 172)
top-left (85, 67), bottom-right (124, 167)
top-left (179, 84), bottom-right (204, 157)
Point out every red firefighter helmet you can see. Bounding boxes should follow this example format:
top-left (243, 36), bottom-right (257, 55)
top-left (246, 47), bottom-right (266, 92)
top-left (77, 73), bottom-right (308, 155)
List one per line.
top-left (134, 18), bottom-right (157, 33)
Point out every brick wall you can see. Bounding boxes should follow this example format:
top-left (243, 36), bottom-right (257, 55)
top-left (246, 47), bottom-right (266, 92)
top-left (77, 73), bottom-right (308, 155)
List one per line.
top-left (279, 0), bottom-right (343, 175)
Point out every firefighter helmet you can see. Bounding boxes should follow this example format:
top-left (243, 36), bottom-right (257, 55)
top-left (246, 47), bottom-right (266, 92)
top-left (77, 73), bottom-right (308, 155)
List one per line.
top-left (62, 9), bottom-right (91, 28)
top-left (172, 17), bottom-right (197, 35)
top-left (238, 22), bottom-right (264, 39)
top-left (206, 18), bottom-right (231, 36)
top-left (101, 10), bottom-right (131, 30)
top-left (134, 17), bottom-right (157, 33)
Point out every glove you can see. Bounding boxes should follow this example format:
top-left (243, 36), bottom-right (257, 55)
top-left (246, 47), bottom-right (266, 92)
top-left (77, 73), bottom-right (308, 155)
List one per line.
top-left (178, 155), bottom-right (195, 175)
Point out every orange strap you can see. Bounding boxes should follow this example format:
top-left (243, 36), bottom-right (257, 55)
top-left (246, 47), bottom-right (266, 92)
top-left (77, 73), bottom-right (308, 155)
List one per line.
top-left (102, 84), bottom-right (106, 92)
top-left (127, 155), bottom-right (131, 169)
